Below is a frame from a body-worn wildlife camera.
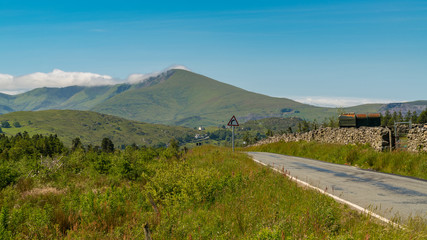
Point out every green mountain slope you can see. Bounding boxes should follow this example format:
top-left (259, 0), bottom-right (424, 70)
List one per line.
top-left (0, 110), bottom-right (196, 147)
top-left (91, 69), bottom-right (387, 126)
top-left (11, 86), bottom-right (85, 111)
top-left (0, 93), bottom-right (13, 114)
top-left (91, 70), bottom-right (319, 126)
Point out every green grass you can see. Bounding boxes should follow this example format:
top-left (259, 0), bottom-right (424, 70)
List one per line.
top-left (247, 141), bottom-right (427, 180)
top-left (0, 146), bottom-right (425, 239)
top-left (0, 110), bottom-right (196, 147)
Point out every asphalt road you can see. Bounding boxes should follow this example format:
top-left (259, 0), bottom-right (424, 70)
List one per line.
top-left (247, 152), bottom-right (427, 222)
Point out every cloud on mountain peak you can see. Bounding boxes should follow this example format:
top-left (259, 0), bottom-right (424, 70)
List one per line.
top-left (126, 65), bottom-right (190, 84)
top-left (0, 65), bottom-right (190, 95)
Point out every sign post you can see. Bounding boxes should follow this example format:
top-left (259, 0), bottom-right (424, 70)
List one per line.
top-left (227, 115), bottom-right (239, 152)
top-left (232, 126), bottom-right (234, 152)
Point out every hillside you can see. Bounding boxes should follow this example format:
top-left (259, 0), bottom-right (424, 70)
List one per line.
top-left (0, 110), bottom-right (196, 147)
top-left (0, 69), bottom-right (423, 127)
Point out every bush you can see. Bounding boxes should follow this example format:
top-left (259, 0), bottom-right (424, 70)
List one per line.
top-left (0, 207), bottom-right (12, 240)
top-left (0, 121), bottom-right (10, 128)
top-left (0, 165), bottom-right (19, 190)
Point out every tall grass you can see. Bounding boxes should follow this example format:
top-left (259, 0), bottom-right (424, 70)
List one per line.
top-left (247, 141), bottom-right (427, 180)
top-left (0, 146), bottom-right (425, 239)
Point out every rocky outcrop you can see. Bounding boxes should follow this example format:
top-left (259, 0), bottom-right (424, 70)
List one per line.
top-left (254, 127), bottom-right (392, 151)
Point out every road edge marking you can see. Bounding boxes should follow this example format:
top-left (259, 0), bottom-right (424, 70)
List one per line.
top-left (251, 157), bottom-right (403, 229)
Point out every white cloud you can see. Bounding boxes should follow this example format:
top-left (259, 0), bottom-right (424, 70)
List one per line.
top-left (0, 69), bottom-right (116, 94)
top-left (0, 90), bottom-right (25, 95)
top-left (126, 73), bottom-right (147, 84)
top-left (290, 96), bottom-right (396, 108)
top-left (0, 65), bottom-right (191, 95)
top-left (125, 65), bottom-right (190, 84)
top-left (167, 65), bottom-right (190, 71)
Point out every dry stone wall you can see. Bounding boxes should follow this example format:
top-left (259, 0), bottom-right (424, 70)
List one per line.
top-left (254, 127), bottom-right (391, 151)
top-left (407, 125), bottom-right (427, 152)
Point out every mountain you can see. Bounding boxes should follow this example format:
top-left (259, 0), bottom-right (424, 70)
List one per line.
top-left (379, 101), bottom-right (427, 115)
top-left (0, 110), bottom-right (196, 147)
top-left (89, 70), bottom-right (390, 126)
top-left (1, 69), bottom-right (425, 127)
top-left (92, 70), bottom-right (312, 126)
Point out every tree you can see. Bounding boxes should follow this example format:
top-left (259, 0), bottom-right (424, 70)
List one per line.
top-left (101, 138), bottom-right (114, 153)
top-left (411, 111), bottom-right (419, 124)
top-left (392, 111), bottom-right (398, 124)
top-left (324, 116), bottom-right (338, 128)
top-left (13, 122), bottom-right (21, 128)
top-left (243, 132), bottom-right (253, 145)
top-left (0, 127), bottom-right (2, 133)
top-left (1, 121), bottom-right (10, 128)
top-left (397, 111), bottom-right (403, 122)
top-left (312, 119), bottom-right (319, 130)
top-left (301, 120), bottom-right (310, 132)
top-left (404, 111), bottom-right (412, 122)
top-left (418, 109), bottom-right (427, 124)
top-left (297, 122), bottom-right (302, 132)
top-left (265, 129), bottom-right (274, 137)
top-left (71, 137), bottom-right (83, 151)
top-left (381, 110), bottom-right (391, 126)
top-left (168, 138), bottom-right (179, 152)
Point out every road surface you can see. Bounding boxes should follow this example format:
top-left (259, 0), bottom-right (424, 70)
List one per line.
top-left (247, 152), bottom-right (427, 222)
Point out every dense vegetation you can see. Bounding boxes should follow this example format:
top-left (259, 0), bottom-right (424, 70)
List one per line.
top-left (247, 141), bottom-right (427, 180)
top-left (0, 134), bottom-right (425, 239)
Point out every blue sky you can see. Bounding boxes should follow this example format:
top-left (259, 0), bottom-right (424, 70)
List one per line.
top-left (1, 0), bottom-right (426, 106)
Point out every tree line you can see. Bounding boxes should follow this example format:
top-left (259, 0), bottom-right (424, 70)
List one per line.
top-left (381, 109), bottom-right (427, 126)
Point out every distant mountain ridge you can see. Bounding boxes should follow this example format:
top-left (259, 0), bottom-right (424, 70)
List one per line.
top-left (0, 69), bottom-right (425, 126)
top-left (379, 101), bottom-right (427, 115)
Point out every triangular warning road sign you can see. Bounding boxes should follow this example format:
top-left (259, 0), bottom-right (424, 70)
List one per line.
top-left (227, 115), bottom-right (239, 126)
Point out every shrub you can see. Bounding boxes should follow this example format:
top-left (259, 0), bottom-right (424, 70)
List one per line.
top-left (0, 121), bottom-right (10, 128)
top-left (0, 165), bottom-right (19, 190)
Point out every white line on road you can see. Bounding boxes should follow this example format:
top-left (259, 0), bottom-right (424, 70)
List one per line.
top-left (251, 157), bottom-right (403, 229)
